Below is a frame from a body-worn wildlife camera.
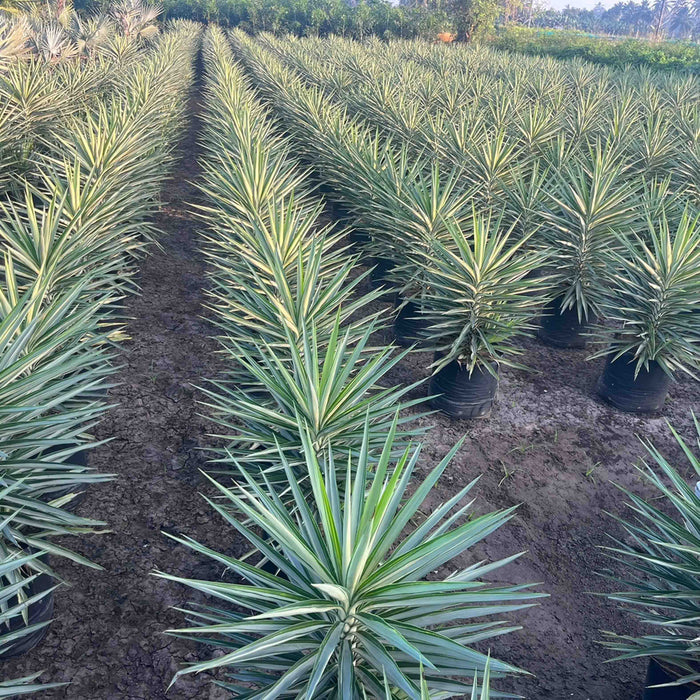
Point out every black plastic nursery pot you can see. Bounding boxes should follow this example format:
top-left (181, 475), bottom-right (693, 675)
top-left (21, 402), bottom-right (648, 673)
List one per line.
top-left (598, 354), bottom-right (671, 413)
top-left (538, 297), bottom-right (595, 349)
top-left (642, 659), bottom-right (698, 700)
top-left (0, 562), bottom-right (54, 659)
top-left (369, 258), bottom-right (394, 289)
top-left (41, 445), bottom-right (89, 469)
top-left (38, 445), bottom-right (89, 507)
top-left (329, 199), bottom-right (352, 222)
top-left (393, 300), bottom-right (429, 346)
top-left (430, 359), bottom-right (498, 419)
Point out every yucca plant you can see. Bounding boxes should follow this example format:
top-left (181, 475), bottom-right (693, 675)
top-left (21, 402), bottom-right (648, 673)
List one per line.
top-left (5, 24), bottom-right (198, 308)
top-left (203, 316), bottom-right (426, 480)
top-left (157, 418), bottom-right (542, 698)
top-left (513, 103), bottom-right (561, 156)
top-left (204, 218), bottom-right (384, 370)
top-left (251, 40), bottom-right (698, 272)
top-left (0, 100), bottom-right (21, 194)
top-left (416, 213), bottom-right (549, 419)
top-left (197, 123), bottom-right (315, 231)
top-left (675, 142), bottom-right (700, 209)
top-left (0, 261), bottom-right (116, 488)
top-left (500, 160), bottom-right (550, 242)
top-left (198, 29), bottom-right (322, 269)
top-left (593, 211), bottom-right (700, 414)
top-left (0, 179), bottom-right (144, 311)
top-left (539, 144), bottom-right (640, 348)
top-left (0, 471), bottom-right (106, 658)
top-left (0, 275), bottom-right (111, 573)
top-left (322, 143), bottom-right (473, 345)
top-left (457, 128), bottom-right (522, 212)
top-left (602, 415), bottom-right (700, 695)
top-left (633, 110), bottom-right (680, 180)
top-left (0, 510), bottom-right (55, 658)
top-left (0, 546), bottom-right (66, 692)
top-left (198, 27), bottom-right (415, 486)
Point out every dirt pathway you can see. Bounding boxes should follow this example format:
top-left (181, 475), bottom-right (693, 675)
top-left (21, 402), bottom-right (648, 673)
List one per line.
top-left (3, 52), bottom-right (232, 700)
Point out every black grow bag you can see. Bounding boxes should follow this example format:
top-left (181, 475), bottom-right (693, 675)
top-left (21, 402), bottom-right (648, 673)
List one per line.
top-left (330, 200), bottom-right (351, 221)
top-left (393, 301), bottom-right (429, 346)
top-left (370, 258), bottom-right (394, 288)
top-left (430, 360), bottom-right (498, 419)
top-left (598, 354), bottom-right (671, 413)
top-left (538, 298), bottom-right (594, 348)
top-left (643, 659), bottom-right (697, 700)
top-left (0, 562), bottom-right (54, 659)
top-left (38, 446), bottom-right (89, 507)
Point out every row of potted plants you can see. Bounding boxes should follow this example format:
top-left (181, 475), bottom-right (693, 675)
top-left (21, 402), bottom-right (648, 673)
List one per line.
top-left (272, 34), bottom-right (700, 200)
top-left (229, 31), bottom-right (700, 420)
top-left (162, 28), bottom-right (700, 699)
top-left (0, 20), bottom-right (200, 693)
top-left (271, 35), bottom-right (700, 398)
top-left (269, 33), bottom-right (698, 266)
top-left (265, 35), bottom-right (700, 410)
top-left (156, 25), bottom-right (546, 698)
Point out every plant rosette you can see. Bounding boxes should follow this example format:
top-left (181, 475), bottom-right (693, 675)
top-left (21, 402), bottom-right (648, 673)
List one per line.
top-left (592, 213), bottom-right (700, 413)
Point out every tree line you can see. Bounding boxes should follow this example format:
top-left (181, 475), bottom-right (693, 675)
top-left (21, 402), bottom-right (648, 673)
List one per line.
top-left (151, 0), bottom-right (700, 43)
top-left (526, 0), bottom-right (700, 41)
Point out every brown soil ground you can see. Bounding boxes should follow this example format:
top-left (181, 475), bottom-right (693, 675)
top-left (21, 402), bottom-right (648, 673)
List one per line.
top-left (4, 56), bottom-right (700, 700)
top-left (375, 324), bottom-right (700, 700)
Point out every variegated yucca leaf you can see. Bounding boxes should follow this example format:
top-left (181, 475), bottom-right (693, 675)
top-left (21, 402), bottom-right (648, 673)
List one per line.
top-left (203, 315), bottom-right (427, 476)
top-left (592, 210), bottom-right (700, 378)
top-left (416, 212), bottom-right (550, 375)
top-left (157, 417), bottom-right (542, 698)
top-left (602, 415), bottom-right (700, 688)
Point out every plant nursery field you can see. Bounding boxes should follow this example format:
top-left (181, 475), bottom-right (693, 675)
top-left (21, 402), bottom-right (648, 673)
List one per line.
top-left (2, 15), bottom-right (700, 700)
